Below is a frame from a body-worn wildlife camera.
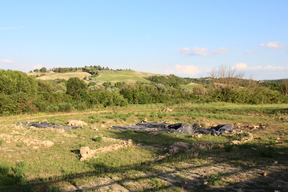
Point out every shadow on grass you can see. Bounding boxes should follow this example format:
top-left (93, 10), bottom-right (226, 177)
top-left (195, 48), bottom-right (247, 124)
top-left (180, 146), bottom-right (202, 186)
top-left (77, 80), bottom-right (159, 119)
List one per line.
top-left (1, 130), bottom-right (288, 192)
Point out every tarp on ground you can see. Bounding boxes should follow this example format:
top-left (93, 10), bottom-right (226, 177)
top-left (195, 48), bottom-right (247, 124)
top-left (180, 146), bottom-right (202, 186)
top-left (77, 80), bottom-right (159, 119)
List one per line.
top-left (112, 122), bottom-right (238, 136)
top-left (19, 122), bottom-right (81, 130)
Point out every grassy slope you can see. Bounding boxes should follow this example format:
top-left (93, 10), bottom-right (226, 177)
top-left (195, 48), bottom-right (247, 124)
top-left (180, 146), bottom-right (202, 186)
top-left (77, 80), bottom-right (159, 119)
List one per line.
top-left (93, 70), bottom-right (159, 83)
top-left (180, 82), bottom-right (199, 89)
top-left (34, 72), bottom-right (91, 80)
top-left (28, 70), bottom-right (160, 84)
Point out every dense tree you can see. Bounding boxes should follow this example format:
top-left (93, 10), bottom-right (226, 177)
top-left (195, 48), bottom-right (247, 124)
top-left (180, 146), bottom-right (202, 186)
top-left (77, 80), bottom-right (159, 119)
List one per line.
top-left (40, 67), bottom-right (47, 72)
top-left (66, 77), bottom-right (88, 97)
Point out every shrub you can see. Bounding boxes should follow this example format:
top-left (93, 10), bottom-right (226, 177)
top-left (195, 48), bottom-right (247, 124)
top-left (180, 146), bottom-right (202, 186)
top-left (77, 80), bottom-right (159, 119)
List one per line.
top-left (58, 103), bottom-right (73, 112)
top-left (17, 142), bottom-right (24, 148)
top-left (2, 111), bottom-right (10, 116)
top-left (93, 137), bottom-right (102, 142)
top-left (46, 105), bottom-right (59, 113)
top-left (0, 166), bottom-right (9, 175)
top-left (75, 102), bottom-right (87, 110)
top-left (66, 77), bottom-right (87, 96)
top-left (0, 140), bottom-right (3, 146)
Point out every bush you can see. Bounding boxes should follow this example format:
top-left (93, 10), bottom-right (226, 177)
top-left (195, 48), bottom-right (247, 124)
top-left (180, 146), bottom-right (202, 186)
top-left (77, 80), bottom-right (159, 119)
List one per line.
top-left (75, 102), bottom-right (87, 110)
top-left (2, 111), bottom-right (10, 116)
top-left (46, 105), bottom-right (59, 113)
top-left (58, 103), bottom-right (73, 112)
top-left (93, 137), bottom-right (102, 142)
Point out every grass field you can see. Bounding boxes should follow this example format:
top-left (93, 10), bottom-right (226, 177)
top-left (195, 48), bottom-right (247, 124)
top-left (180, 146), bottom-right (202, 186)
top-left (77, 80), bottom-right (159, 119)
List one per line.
top-left (0, 102), bottom-right (288, 191)
top-left (29, 72), bottom-right (92, 81)
top-left (92, 70), bottom-right (159, 83)
top-left (181, 82), bottom-right (199, 89)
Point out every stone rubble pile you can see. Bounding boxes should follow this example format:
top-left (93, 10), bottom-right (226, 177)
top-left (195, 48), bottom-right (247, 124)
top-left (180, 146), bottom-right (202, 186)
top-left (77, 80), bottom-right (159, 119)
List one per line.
top-left (155, 141), bottom-right (213, 161)
top-left (80, 138), bottom-right (133, 161)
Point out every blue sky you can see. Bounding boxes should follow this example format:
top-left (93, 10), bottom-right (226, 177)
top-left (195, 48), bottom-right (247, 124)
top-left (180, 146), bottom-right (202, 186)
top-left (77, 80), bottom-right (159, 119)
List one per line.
top-left (0, 0), bottom-right (287, 80)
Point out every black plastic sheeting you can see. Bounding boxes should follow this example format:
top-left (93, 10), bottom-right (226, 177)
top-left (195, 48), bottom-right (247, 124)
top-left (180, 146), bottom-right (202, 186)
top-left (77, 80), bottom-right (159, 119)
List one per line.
top-left (112, 122), bottom-right (238, 136)
top-left (19, 122), bottom-right (81, 130)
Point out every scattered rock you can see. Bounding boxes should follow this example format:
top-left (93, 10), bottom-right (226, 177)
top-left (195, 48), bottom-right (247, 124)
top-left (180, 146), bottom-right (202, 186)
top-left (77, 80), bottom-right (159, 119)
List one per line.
top-left (67, 120), bottom-right (88, 127)
top-left (80, 139), bottom-right (133, 161)
top-left (42, 141), bottom-right (54, 147)
top-left (273, 161), bottom-right (278, 164)
top-left (231, 132), bottom-right (253, 145)
top-left (251, 147), bottom-right (256, 150)
top-left (263, 172), bottom-right (268, 177)
top-left (148, 132), bottom-right (158, 136)
top-left (101, 124), bottom-right (105, 128)
top-left (80, 147), bottom-right (97, 161)
top-left (155, 142), bottom-right (213, 161)
top-left (162, 108), bottom-right (173, 112)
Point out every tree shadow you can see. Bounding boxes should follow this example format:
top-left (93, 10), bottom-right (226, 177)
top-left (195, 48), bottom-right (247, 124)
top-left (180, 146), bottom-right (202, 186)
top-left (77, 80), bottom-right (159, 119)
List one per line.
top-left (1, 130), bottom-right (288, 192)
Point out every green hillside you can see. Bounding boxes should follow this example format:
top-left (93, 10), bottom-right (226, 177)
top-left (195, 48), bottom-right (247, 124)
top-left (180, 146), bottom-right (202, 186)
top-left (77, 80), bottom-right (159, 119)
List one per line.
top-left (92, 70), bottom-right (158, 83)
top-left (29, 72), bottom-right (92, 81)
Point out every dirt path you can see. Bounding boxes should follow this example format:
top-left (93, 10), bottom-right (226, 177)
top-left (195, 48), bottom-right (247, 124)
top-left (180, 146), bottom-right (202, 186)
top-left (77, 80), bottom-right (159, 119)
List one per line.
top-left (0, 110), bottom-right (110, 123)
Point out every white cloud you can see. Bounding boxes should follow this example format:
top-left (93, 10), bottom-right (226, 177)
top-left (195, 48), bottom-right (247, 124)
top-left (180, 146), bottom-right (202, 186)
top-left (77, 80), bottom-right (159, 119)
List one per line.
top-left (232, 63), bottom-right (247, 70)
top-left (264, 65), bottom-right (284, 70)
top-left (177, 46), bottom-right (229, 56)
top-left (260, 42), bottom-right (285, 49)
top-left (250, 66), bottom-right (262, 70)
top-left (245, 50), bottom-right (256, 54)
top-left (0, 59), bottom-right (13, 63)
top-left (33, 64), bottom-right (42, 69)
top-left (232, 63), bottom-right (287, 71)
top-left (174, 64), bottom-right (200, 75)
top-left (245, 51), bottom-right (251, 54)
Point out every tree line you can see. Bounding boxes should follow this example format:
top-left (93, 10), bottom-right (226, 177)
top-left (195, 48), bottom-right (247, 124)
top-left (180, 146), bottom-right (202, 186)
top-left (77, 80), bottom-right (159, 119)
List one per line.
top-left (1, 67), bottom-right (288, 116)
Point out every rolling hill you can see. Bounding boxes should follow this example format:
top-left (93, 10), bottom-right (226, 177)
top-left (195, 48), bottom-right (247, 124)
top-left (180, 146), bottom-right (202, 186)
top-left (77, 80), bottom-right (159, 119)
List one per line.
top-left (27, 70), bottom-right (160, 84)
top-left (92, 70), bottom-right (158, 83)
